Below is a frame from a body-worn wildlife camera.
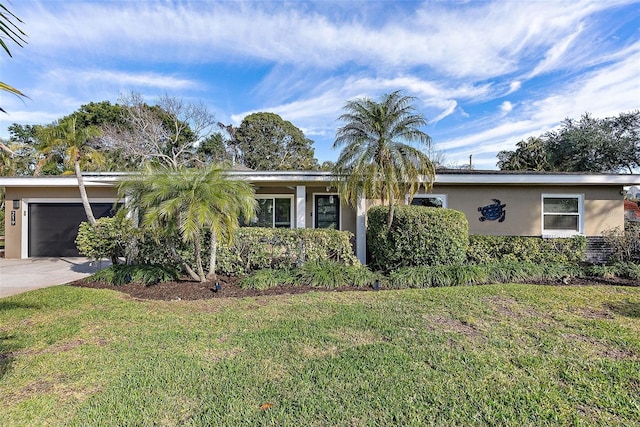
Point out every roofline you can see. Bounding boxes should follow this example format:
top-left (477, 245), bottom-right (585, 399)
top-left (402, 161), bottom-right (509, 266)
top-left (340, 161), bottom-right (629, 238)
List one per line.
top-left (0, 170), bottom-right (638, 187)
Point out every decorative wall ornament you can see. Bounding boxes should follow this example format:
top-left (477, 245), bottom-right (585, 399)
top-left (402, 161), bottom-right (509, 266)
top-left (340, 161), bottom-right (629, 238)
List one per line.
top-left (478, 199), bottom-right (506, 222)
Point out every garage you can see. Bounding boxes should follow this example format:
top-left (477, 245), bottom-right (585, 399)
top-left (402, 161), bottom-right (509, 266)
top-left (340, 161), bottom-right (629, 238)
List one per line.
top-left (28, 203), bottom-right (116, 257)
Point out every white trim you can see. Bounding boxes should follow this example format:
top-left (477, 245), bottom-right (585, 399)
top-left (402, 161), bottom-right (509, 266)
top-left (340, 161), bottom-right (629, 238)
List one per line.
top-left (21, 197), bottom-right (119, 259)
top-left (2, 171), bottom-right (639, 187)
top-left (252, 194), bottom-right (295, 229)
top-left (312, 193), bottom-right (342, 230)
top-left (408, 193), bottom-right (448, 208)
top-left (356, 193), bottom-right (367, 264)
top-left (541, 193), bottom-right (584, 237)
top-left (295, 186), bottom-right (306, 229)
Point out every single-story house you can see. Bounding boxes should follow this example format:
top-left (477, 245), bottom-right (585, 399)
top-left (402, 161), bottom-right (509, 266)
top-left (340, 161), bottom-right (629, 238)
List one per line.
top-left (1, 170), bottom-right (638, 263)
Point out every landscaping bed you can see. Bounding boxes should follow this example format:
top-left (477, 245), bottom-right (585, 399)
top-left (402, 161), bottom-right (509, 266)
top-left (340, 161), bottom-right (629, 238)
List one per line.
top-left (70, 274), bottom-right (639, 301)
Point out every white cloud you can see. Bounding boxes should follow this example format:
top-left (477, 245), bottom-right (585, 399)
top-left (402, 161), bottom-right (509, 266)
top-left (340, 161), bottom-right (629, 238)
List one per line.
top-left (19, 0), bottom-right (630, 79)
top-left (500, 101), bottom-right (514, 113)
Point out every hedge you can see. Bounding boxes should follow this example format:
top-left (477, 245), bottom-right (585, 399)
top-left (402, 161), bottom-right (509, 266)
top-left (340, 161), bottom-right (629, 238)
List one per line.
top-left (367, 205), bottom-right (469, 272)
top-left (466, 235), bottom-right (586, 265)
top-left (216, 227), bottom-right (359, 276)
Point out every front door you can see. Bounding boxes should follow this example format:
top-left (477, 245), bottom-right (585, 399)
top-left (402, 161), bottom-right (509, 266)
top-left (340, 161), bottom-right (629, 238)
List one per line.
top-left (315, 195), bottom-right (340, 229)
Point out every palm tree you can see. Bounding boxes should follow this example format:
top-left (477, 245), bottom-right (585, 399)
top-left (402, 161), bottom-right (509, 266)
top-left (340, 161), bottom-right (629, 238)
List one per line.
top-left (37, 118), bottom-right (105, 224)
top-left (333, 90), bottom-right (435, 228)
top-left (1, 2), bottom-right (28, 113)
top-left (118, 164), bottom-right (256, 282)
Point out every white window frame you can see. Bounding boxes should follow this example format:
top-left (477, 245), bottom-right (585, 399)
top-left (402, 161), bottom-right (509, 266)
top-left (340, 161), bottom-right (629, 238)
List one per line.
top-left (541, 194), bottom-right (584, 238)
top-left (407, 194), bottom-right (448, 208)
top-left (312, 193), bottom-right (342, 230)
top-left (250, 194), bottom-right (295, 229)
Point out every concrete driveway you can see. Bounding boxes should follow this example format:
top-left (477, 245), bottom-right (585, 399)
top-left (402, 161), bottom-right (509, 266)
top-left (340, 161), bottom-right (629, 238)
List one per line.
top-left (0, 258), bottom-right (106, 298)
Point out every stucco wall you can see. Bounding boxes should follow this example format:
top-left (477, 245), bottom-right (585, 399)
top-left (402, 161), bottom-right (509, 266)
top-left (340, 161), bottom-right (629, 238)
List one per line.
top-left (416, 184), bottom-right (623, 236)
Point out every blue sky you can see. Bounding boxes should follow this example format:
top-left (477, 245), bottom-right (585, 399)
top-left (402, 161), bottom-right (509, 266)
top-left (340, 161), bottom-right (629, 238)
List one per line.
top-left (1, 0), bottom-right (639, 169)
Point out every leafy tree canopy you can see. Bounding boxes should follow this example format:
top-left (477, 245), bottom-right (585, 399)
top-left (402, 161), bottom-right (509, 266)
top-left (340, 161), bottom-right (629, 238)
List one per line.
top-left (233, 112), bottom-right (319, 170)
top-left (497, 111), bottom-right (639, 173)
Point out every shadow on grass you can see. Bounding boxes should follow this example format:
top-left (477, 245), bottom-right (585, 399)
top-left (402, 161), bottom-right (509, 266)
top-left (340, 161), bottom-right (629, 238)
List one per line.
top-left (605, 299), bottom-right (640, 318)
top-left (0, 301), bottom-right (41, 311)
top-left (0, 301), bottom-right (40, 380)
top-left (0, 333), bottom-right (20, 381)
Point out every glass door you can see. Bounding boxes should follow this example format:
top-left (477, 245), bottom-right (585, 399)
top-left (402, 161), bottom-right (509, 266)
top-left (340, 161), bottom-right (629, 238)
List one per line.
top-left (315, 195), bottom-right (340, 229)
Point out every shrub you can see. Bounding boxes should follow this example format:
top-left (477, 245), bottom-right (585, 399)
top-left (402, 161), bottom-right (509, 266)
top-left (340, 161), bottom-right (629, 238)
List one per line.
top-left (467, 235), bottom-right (586, 265)
top-left (295, 260), bottom-right (377, 289)
top-left (614, 262), bottom-right (640, 280)
top-left (367, 205), bottom-right (469, 272)
top-left (88, 264), bottom-right (179, 286)
top-left (216, 228), bottom-right (359, 276)
top-left (238, 269), bottom-right (296, 290)
top-left (76, 213), bottom-right (136, 264)
top-left (388, 264), bottom-right (487, 288)
top-left (602, 223), bottom-right (640, 263)
top-left (388, 262), bottom-right (580, 288)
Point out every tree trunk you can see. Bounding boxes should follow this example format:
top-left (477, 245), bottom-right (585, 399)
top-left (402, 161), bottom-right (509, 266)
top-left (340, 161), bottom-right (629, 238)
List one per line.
top-left (193, 236), bottom-right (206, 283)
top-left (386, 199), bottom-right (395, 230)
top-left (206, 233), bottom-right (218, 281)
top-left (75, 160), bottom-right (97, 225)
top-left (182, 262), bottom-right (201, 282)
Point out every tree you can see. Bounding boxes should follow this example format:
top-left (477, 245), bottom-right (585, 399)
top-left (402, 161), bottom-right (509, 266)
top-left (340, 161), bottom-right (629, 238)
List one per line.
top-left (497, 111), bottom-right (640, 173)
top-left (101, 92), bottom-right (217, 170)
top-left (233, 112), bottom-right (319, 170)
top-left (0, 2), bottom-right (28, 113)
top-left (332, 90), bottom-right (435, 229)
top-left (497, 137), bottom-right (550, 171)
top-left (118, 164), bottom-right (256, 282)
top-left (37, 118), bottom-right (105, 224)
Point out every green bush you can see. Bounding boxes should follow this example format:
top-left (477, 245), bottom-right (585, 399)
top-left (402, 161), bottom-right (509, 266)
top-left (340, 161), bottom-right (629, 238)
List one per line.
top-left (467, 235), bottom-right (586, 265)
top-left (216, 228), bottom-right (359, 276)
top-left (238, 268), bottom-right (296, 290)
top-left (367, 205), bottom-right (469, 272)
top-left (295, 260), bottom-right (377, 289)
top-left (88, 264), bottom-right (180, 286)
top-left (602, 222), bottom-right (640, 263)
top-left (76, 214), bottom-right (136, 264)
top-left (388, 262), bottom-right (580, 288)
top-left (614, 262), bottom-right (640, 280)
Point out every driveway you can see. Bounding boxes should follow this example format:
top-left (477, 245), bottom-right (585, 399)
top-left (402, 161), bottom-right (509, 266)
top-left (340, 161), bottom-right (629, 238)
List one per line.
top-left (0, 258), bottom-right (106, 298)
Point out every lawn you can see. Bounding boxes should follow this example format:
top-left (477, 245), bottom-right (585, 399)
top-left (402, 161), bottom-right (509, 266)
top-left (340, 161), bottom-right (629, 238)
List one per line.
top-left (0, 284), bottom-right (639, 426)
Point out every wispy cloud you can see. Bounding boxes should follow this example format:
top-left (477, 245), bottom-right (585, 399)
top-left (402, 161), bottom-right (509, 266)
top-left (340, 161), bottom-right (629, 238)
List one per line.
top-left (2, 0), bottom-right (638, 168)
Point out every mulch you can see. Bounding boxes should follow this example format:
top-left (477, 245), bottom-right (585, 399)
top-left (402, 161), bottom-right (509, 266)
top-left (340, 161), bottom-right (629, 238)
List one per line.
top-left (68, 275), bottom-right (640, 301)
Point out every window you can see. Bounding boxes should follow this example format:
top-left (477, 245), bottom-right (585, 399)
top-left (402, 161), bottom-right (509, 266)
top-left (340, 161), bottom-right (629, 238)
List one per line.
top-left (247, 196), bottom-right (293, 228)
top-left (541, 194), bottom-right (583, 236)
top-left (410, 194), bottom-right (447, 208)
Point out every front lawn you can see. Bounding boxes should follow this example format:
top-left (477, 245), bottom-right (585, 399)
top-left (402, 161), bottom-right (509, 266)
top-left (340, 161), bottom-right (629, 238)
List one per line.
top-left (1, 284), bottom-right (639, 425)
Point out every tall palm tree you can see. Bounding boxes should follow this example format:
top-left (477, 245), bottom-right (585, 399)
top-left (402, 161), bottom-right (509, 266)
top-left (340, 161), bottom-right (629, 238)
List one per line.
top-left (37, 118), bottom-right (104, 224)
top-left (119, 164), bottom-right (256, 282)
top-left (333, 90), bottom-right (435, 228)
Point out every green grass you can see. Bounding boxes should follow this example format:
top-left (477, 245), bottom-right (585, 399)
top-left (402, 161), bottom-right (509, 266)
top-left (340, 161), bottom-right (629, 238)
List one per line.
top-left (1, 284), bottom-right (639, 426)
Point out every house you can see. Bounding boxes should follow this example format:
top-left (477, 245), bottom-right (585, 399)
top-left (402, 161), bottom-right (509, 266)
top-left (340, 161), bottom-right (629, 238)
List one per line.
top-left (1, 170), bottom-right (638, 263)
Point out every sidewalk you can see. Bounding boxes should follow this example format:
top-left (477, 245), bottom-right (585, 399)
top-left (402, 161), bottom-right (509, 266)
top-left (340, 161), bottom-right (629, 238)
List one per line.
top-left (0, 258), bottom-right (105, 298)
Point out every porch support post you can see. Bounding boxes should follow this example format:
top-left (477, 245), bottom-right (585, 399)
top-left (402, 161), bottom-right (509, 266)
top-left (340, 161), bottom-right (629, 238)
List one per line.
top-left (356, 192), bottom-right (367, 264)
top-left (296, 185), bottom-right (306, 228)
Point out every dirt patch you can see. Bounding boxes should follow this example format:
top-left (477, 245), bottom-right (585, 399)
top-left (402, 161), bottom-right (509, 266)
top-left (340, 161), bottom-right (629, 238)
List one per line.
top-left (425, 315), bottom-right (479, 338)
top-left (69, 275), bottom-right (640, 301)
top-left (562, 333), bottom-right (637, 360)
